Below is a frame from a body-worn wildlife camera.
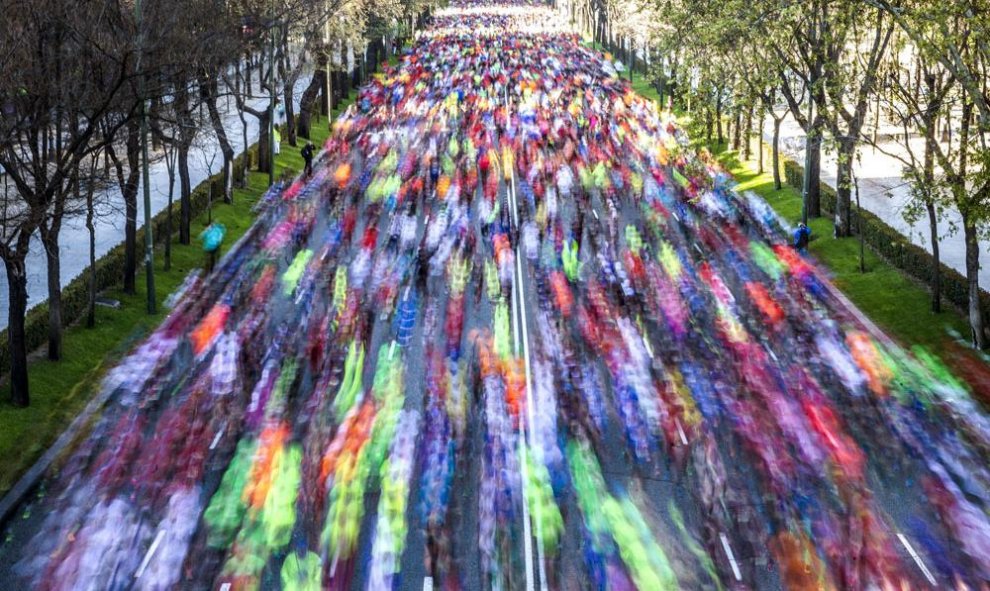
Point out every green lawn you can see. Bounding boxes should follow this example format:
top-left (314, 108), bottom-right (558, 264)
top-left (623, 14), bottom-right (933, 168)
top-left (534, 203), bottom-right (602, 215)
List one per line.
top-left (702, 139), bottom-right (972, 356)
top-left (626, 82), bottom-right (975, 359)
top-left (0, 116), bottom-right (336, 497)
top-left (630, 76), bottom-right (661, 104)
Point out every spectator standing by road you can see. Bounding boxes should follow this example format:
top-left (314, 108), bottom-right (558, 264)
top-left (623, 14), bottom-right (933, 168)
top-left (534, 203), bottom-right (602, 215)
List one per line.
top-left (793, 222), bottom-right (811, 253)
top-left (301, 143), bottom-right (314, 177)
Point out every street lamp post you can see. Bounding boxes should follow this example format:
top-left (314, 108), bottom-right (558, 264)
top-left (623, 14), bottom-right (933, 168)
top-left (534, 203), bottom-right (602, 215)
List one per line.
top-left (136, 0), bottom-right (156, 314)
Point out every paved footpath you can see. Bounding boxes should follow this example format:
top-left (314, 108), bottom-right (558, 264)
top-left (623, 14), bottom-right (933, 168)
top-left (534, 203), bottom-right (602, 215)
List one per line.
top-left (765, 116), bottom-right (990, 288)
top-left (0, 73), bottom-right (311, 328)
top-left (2, 3), bottom-right (989, 590)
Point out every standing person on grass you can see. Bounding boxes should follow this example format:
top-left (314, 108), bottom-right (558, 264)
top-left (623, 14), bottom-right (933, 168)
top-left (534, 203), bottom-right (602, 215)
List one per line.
top-left (793, 222), bottom-right (811, 253)
top-left (301, 143), bottom-right (314, 177)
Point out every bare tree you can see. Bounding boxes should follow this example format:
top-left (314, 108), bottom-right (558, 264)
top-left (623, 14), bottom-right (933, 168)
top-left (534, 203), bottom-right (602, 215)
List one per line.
top-left (0, 0), bottom-right (135, 404)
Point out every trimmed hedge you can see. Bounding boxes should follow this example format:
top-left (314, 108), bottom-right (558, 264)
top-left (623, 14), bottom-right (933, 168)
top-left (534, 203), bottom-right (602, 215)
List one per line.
top-left (782, 157), bottom-right (990, 327)
top-left (0, 142), bottom-right (263, 376)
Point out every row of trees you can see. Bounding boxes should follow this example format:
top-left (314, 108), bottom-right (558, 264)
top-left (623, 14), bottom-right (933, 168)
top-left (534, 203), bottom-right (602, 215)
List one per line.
top-left (572, 0), bottom-right (990, 349)
top-left (0, 0), bottom-right (434, 407)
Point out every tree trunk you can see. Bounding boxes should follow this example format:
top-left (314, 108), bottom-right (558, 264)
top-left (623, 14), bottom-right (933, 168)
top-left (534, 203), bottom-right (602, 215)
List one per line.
top-left (87, 187), bottom-right (96, 327)
top-left (174, 83), bottom-right (194, 245)
top-left (297, 66), bottom-right (327, 140)
top-left (772, 117), bottom-right (782, 190)
top-left (321, 55), bottom-right (331, 116)
top-left (726, 109), bottom-right (733, 149)
top-left (834, 138), bottom-right (855, 237)
top-left (732, 108), bottom-right (742, 151)
top-left (178, 140), bottom-right (192, 245)
top-left (4, 255), bottom-right (30, 407)
top-left (340, 68), bottom-right (350, 103)
top-left (368, 40), bottom-right (379, 75)
top-left (332, 62), bottom-right (337, 115)
top-left (705, 107), bottom-right (713, 144)
top-left (244, 51), bottom-right (253, 95)
top-left (757, 108), bottom-right (765, 174)
top-left (109, 121), bottom-right (141, 295)
top-left (123, 175), bottom-right (138, 295)
top-left (805, 130), bottom-right (822, 217)
top-left (926, 201), bottom-right (941, 313)
top-left (280, 36), bottom-right (303, 148)
top-left (715, 95), bottom-right (724, 147)
top-left (284, 77), bottom-right (298, 147)
top-left (743, 103), bottom-right (754, 161)
top-left (40, 223), bottom-right (62, 360)
top-left (922, 78), bottom-right (940, 313)
top-left (256, 110), bottom-right (272, 174)
top-left (963, 218), bottom-right (986, 349)
top-left (359, 43), bottom-right (367, 82)
top-left (958, 99), bottom-right (983, 348)
top-left (239, 110), bottom-right (249, 187)
top-left (202, 77), bottom-right (235, 204)
top-left (164, 148), bottom-right (175, 272)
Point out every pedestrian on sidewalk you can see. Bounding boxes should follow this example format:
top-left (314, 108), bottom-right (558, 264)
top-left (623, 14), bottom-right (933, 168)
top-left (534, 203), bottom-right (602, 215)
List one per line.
top-left (793, 222), bottom-right (811, 253)
top-left (301, 143), bottom-right (314, 177)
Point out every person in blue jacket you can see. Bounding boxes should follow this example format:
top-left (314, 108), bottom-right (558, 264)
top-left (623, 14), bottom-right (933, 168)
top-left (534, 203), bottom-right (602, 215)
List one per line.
top-left (793, 222), bottom-right (811, 253)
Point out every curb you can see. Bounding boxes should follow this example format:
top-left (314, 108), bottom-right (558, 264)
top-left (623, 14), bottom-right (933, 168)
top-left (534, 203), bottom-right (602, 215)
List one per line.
top-left (0, 94), bottom-right (357, 532)
top-left (0, 188), bottom-right (271, 529)
top-left (0, 373), bottom-right (115, 528)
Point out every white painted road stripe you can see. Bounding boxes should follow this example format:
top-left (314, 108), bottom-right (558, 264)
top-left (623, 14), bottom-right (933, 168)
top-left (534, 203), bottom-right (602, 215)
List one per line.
top-left (209, 426), bottom-right (225, 451)
top-left (517, 246), bottom-right (549, 591)
top-left (898, 533), bottom-right (937, 586)
top-left (720, 533), bottom-right (742, 581)
top-left (642, 334), bottom-right (654, 359)
top-left (675, 418), bottom-right (689, 446)
top-left (135, 528), bottom-right (166, 580)
top-left (509, 146), bottom-right (544, 591)
top-left (506, 184), bottom-right (536, 591)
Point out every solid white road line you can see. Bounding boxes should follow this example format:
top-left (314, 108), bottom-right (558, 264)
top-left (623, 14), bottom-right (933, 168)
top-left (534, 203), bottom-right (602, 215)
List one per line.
top-left (897, 533), bottom-right (937, 586)
top-left (209, 424), bottom-right (225, 451)
top-left (135, 528), bottom-right (166, 580)
top-left (508, 148), bottom-right (544, 591)
top-left (511, 263), bottom-right (522, 355)
top-left (329, 546), bottom-right (341, 578)
top-left (675, 418), bottom-right (689, 446)
top-left (516, 245), bottom-right (549, 591)
top-left (423, 576), bottom-right (434, 591)
top-left (642, 334), bottom-right (654, 359)
top-left (512, 264), bottom-right (537, 591)
top-left (720, 532), bottom-right (743, 582)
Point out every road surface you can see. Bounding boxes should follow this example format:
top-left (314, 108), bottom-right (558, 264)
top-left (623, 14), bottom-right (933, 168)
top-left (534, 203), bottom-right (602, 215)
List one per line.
top-left (2, 3), bottom-right (989, 590)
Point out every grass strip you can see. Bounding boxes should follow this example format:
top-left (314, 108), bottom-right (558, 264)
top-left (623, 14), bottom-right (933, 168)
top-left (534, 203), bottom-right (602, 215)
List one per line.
top-left (0, 111), bottom-right (340, 497)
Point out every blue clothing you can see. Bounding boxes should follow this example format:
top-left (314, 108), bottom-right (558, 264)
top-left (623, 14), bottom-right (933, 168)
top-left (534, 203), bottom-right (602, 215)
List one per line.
top-left (793, 225), bottom-right (811, 251)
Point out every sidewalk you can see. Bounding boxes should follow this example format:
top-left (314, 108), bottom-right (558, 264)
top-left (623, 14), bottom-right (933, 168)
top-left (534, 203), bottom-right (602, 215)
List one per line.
top-left (0, 72), bottom-right (314, 328)
top-left (762, 115), bottom-right (990, 287)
